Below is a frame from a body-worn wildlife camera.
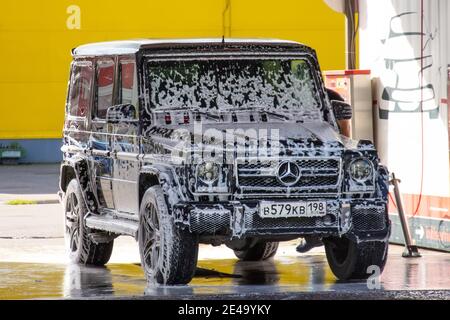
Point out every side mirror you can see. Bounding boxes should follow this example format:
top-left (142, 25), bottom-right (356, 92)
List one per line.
top-left (106, 104), bottom-right (137, 124)
top-left (331, 100), bottom-right (352, 120)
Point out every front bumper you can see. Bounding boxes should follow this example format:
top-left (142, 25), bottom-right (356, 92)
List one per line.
top-left (173, 198), bottom-right (390, 241)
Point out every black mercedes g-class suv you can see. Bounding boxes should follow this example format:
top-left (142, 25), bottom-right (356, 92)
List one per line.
top-left (60, 39), bottom-right (390, 285)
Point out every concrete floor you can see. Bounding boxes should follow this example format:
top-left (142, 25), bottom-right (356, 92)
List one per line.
top-left (0, 164), bottom-right (449, 300)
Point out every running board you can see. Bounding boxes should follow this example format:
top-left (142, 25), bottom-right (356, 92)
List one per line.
top-left (85, 214), bottom-right (138, 237)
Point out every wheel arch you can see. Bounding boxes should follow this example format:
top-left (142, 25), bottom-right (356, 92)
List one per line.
top-left (60, 164), bottom-right (76, 192)
top-left (139, 164), bottom-right (185, 210)
top-left (138, 170), bottom-right (160, 205)
top-left (60, 157), bottom-right (99, 213)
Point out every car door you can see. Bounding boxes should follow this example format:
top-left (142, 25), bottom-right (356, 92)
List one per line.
top-left (65, 60), bottom-right (93, 161)
top-left (89, 57), bottom-right (116, 209)
top-left (110, 57), bottom-right (140, 215)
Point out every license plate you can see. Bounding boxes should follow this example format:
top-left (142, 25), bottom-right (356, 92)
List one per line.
top-left (259, 201), bottom-right (327, 218)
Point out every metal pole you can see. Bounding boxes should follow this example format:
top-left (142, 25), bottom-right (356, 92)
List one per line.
top-left (390, 173), bottom-right (421, 258)
top-left (344, 0), bottom-right (356, 70)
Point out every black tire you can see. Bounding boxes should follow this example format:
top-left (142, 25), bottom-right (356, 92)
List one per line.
top-left (234, 241), bottom-right (279, 261)
top-left (324, 237), bottom-right (388, 280)
top-left (138, 186), bottom-right (198, 285)
top-left (64, 179), bottom-right (113, 266)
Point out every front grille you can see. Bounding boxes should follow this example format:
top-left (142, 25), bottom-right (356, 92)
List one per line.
top-left (236, 157), bottom-right (341, 196)
top-left (238, 176), bottom-right (339, 189)
top-left (351, 204), bottom-right (386, 231)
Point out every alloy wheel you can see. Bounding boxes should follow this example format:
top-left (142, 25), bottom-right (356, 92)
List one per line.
top-left (141, 202), bottom-right (162, 279)
top-left (65, 192), bottom-right (80, 253)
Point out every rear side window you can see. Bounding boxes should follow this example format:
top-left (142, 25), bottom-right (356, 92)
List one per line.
top-left (119, 59), bottom-right (138, 106)
top-left (95, 59), bottom-right (115, 119)
top-left (68, 62), bottom-right (93, 117)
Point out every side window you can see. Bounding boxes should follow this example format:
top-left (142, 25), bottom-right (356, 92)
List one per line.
top-left (95, 58), bottom-right (115, 119)
top-left (119, 59), bottom-right (138, 107)
top-left (68, 62), bottom-right (93, 117)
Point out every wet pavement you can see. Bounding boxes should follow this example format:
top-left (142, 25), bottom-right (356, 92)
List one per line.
top-left (0, 242), bottom-right (449, 300)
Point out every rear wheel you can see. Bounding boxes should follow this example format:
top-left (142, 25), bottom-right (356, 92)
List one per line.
top-left (64, 179), bottom-right (113, 266)
top-left (324, 236), bottom-right (388, 280)
top-left (138, 186), bottom-right (199, 285)
top-left (234, 241), bottom-right (279, 261)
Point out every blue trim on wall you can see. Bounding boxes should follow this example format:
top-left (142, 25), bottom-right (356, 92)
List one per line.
top-left (0, 139), bottom-right (62, 163)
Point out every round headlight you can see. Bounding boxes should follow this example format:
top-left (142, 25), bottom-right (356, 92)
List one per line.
top-left (349, 159), bottom-right (373, 182)
top-left (197, 162), bottom-right (220, 184)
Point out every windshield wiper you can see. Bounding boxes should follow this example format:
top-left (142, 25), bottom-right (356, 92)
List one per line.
top-left (186, 107), bottom-right (293, 122)
top-left (261, 110), bottom-right (292, 121)
top-left (222, 107), bottom-right (292, 121)
top-left (190, 109), bottom-right (221, 122)
top-left (159, 107), bottom-right (221, 122)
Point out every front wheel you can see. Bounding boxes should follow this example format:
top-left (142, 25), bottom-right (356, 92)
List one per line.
top-left (64, 179), bottom-right (113, 266)
top-left (324, 237), bottom-right (388, 280)
top-left (138, 186), bottom-right (199, 285)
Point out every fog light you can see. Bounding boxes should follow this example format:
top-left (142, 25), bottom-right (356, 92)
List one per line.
top-left (323, 214), bottom-right (335, 226)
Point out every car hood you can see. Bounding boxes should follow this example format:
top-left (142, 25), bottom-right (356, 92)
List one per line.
top-left (142, 121), bottom-right (362, 160)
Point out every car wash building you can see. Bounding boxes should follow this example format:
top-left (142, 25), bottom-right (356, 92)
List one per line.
top-left (323, 0), bottom-right (449, 252)
top-left (356, 0), bottom-right (449, 251)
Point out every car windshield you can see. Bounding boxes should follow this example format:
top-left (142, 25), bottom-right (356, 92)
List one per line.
top-left (147, 58), bottom-right (324, 121)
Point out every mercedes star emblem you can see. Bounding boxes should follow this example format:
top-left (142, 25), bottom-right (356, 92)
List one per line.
top-left (276, 160), bottom-right (301, 186)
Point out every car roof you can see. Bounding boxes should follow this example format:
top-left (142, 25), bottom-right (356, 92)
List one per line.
top-left (72, 38), bottom-right (311, 56)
